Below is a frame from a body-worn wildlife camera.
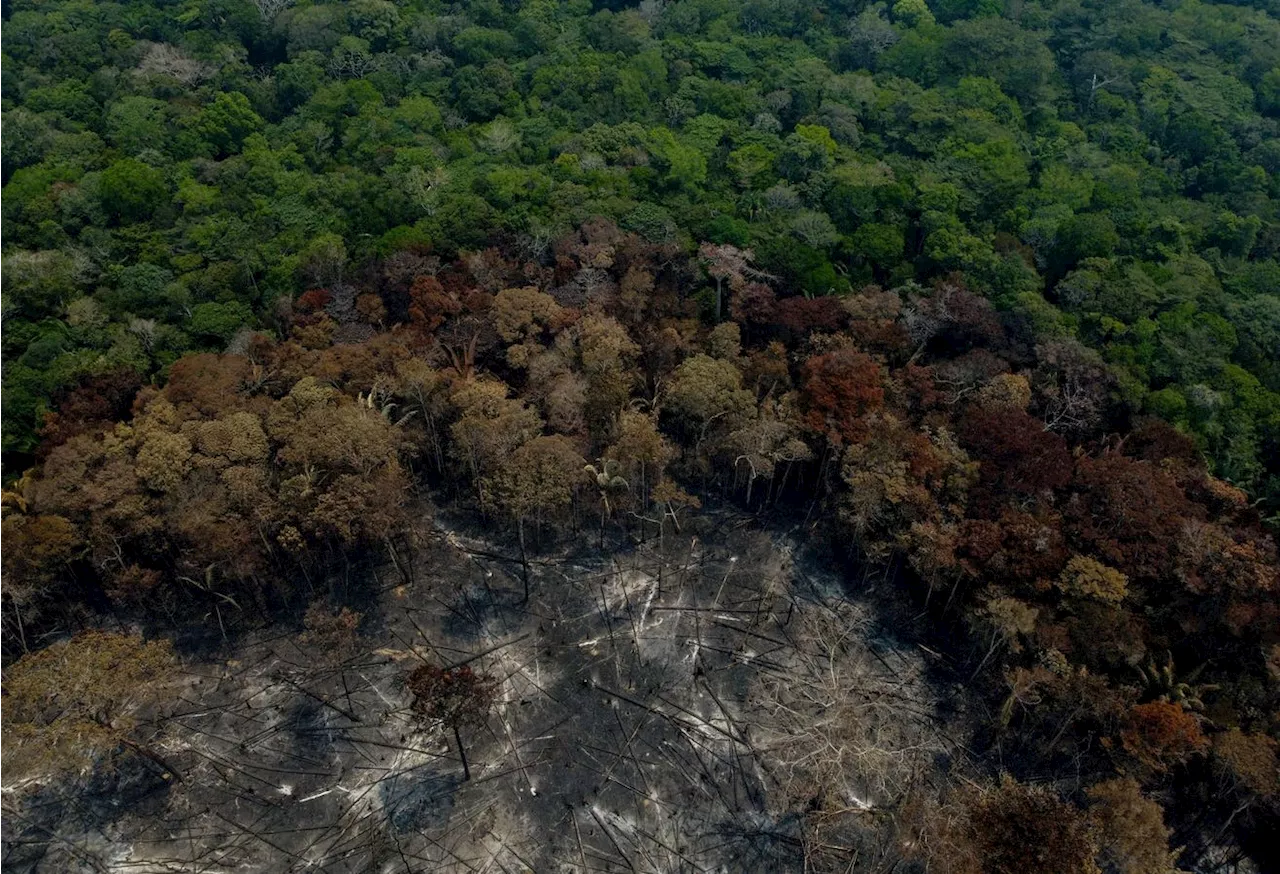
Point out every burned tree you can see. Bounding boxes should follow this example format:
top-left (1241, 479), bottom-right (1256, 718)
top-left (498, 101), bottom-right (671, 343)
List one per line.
top-left (481, 434), bottom-right (586, 600)
top-left (2, 631), bottom-right (180, 782)
top-left (406, 664), bottom-right (497, 782)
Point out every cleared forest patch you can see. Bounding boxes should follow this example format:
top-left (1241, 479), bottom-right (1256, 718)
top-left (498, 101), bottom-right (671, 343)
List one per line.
top-left (2, 515), bottom-right (963, 873)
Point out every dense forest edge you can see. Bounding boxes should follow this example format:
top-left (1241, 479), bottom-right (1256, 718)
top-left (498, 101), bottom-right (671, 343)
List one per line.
top-left (2, 0), bottom-right (1279, 871)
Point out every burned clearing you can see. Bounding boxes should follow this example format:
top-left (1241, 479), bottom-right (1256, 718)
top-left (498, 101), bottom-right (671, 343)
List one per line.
top-left (2, 515), bottom-right (963, 873)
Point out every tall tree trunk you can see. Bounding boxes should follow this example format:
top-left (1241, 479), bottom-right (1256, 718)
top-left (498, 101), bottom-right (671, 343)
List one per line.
top-left (517, 516), bottom-right (530, 604)
top-left (452, 722), bottom-right (471, 781)
top-left (384, 534), bottom-right (411, 586)
top-left (970, 632), bottom-right (1004, 682)
top-left (657, 520), bottom-right (665, 597)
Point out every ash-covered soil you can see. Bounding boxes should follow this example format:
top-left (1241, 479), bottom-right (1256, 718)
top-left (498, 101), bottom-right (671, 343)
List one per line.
top-left (2, 516), bottom-right (965, 873)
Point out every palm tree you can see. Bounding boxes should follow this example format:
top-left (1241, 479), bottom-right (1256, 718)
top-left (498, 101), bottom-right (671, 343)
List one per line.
top-left (584, 459), bottom-right (629, 547)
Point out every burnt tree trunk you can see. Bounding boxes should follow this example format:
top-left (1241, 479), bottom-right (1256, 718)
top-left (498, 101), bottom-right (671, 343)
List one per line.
top-left (452, 722), bottom-right (471, 781)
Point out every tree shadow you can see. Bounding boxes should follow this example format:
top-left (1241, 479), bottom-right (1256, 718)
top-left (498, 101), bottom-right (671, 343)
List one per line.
top-left (379, 766), bottom-right (462, 835)
top-left (440, 579), bottom-right (524, 640)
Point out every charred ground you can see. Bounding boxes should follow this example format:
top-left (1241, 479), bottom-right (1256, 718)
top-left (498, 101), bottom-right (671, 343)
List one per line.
top-left (3, 511), bottom-right (961, 873)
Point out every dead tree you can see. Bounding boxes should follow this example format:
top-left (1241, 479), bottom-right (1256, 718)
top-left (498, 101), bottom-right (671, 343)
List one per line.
top-left (406, 664), bottom-right (497, 781)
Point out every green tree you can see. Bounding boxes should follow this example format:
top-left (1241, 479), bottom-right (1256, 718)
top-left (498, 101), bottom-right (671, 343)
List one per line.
top-left (1, 108), bottom-right (55, 175)
top-left (851, 222), bottom-right (906, 273)
top-left (99, 158), bottom-right (167, 224)
top-left (648, 128), bottom-right (708, 190)
top-left (727, 143), bottom-right (776, 189)
top-left (106, 96), bottom-right (174, 156)
top-left (1259, 68), bottom-right (1280, 117)
top-left (188, 301), bottom-right (255, 345)
top-left (186, 92), bottom-right (264, 158)
top-left (892, 0), bottom-right (936, 28)
top-left (778, 124), bottom-right (837, 180)
top-left (1, 250), bottom-right (81, 320)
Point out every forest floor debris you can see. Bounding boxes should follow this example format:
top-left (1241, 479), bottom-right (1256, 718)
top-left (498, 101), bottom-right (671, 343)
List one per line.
top-left (2, 516), bottom-right (964, 873)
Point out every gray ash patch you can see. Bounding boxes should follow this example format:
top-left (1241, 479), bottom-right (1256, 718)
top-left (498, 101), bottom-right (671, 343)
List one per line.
top-left (379, 766), bottom-right (460, 834)
top-left (440, 580), bottom-right (521, 639)
top-left (4, 516), bottom-right (965, 873)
